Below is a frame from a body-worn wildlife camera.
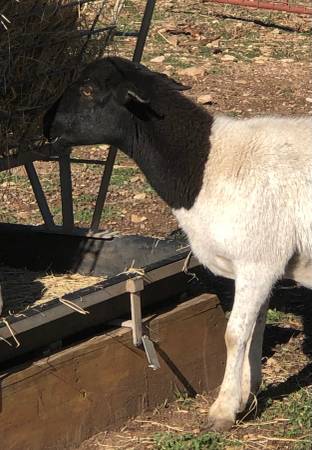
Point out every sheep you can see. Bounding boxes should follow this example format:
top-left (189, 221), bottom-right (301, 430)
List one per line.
top-left (43, 56), bottom-right (312, 431)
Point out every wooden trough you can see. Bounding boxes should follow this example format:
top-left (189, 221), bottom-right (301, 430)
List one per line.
top-left (0, 227), bottom-right (227, 450)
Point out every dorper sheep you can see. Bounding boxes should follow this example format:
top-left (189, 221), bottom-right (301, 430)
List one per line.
top-left (43, 56), bottom-right (312, 431)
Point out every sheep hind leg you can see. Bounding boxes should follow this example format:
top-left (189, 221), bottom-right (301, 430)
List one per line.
top-left (206, 269), bottom-right (276, 432)
top-left (239, 299), bottom-right (270, 413)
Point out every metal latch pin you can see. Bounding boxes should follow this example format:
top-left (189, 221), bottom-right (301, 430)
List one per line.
top-left (125, 277), bottom-right (160, 370)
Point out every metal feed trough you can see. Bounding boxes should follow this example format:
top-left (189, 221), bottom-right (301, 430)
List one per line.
top-left (0, 230), bottom-right (227, 450)
top-left (0, 2), bottom-right (227, 448)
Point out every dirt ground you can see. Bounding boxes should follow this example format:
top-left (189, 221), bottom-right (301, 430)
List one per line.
top-left (1, 0), bottom-right (312, 449)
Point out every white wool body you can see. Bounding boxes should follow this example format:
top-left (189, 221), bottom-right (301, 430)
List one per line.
top-left (175, 115), bottom-right (312, 284)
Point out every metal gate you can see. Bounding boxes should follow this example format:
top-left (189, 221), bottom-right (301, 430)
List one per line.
top-left (0, 0), bottom-right (157, 235)
top-left (205, 0), bottom-right (312, 15)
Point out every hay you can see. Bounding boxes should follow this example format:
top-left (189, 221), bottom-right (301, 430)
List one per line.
top-left (0, 266), bottom-right (106, 317)
top-left (0, 0), bottom-right (121, 156)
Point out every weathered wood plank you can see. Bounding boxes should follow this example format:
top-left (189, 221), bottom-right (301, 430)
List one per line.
top-left (0, 294), bottom-right (226, 450)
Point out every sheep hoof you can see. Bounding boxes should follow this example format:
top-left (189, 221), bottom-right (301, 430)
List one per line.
top-left (201, 415), bottom-right (234, 432)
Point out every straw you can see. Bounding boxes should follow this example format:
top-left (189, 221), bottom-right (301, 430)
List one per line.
top-left (0, 266), bottom-right (106, 317)
top-left (0, 0), bottom-right (124, 156)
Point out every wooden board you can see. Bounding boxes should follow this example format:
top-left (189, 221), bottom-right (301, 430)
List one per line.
top-left (0, 294), bottom-right (227, 450)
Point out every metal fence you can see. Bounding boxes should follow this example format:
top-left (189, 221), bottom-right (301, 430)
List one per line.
top-left (206, 0), bottom-right (312, 15)
top-left (0, 0), bottom-right (157, 235)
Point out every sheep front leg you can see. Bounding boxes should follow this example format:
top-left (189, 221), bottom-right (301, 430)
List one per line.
top-left (207, 270), bottom-right (275, 431)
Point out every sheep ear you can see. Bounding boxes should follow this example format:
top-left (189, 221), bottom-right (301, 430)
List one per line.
top-left (114, 83), bottom-right (150, 106)
top-left (114, 82), bottom-right (163, 121)
top-left (127, 88), bottom-right (150, 104)
top-left (157, 73), bottom-right (191, 91)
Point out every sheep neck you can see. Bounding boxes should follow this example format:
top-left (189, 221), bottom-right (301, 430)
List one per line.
top-left (124, 95), bottom-right (213, 210)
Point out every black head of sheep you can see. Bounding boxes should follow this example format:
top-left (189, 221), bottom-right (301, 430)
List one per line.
top-left (43, 56), bottom-right (189, 149)
top-left (43, 56), bottom-right (212, 210)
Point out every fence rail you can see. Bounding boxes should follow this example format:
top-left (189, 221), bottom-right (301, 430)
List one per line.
top-left (206, 0), bottom-right (312, 14)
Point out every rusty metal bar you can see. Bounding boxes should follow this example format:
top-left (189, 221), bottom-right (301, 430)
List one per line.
top-left (24, 162), bottom-right (55, 230)
top-left (206, 0), bottom-right (312, 15)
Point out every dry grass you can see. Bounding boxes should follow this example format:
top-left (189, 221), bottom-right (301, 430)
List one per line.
top-left (0, 265), bottom-right (106, 317)
top-left (0, 0), bottom-right (121, 156)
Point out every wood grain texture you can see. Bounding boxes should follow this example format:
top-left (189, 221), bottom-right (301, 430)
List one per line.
top-left (0, 293), bottom-right (226, 450)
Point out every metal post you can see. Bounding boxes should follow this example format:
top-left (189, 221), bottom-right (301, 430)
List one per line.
top-left (133, 0), bottom-right (157, 64)
top-left (125, 276), bottom-right (160, 369)
top-left (24, 162), bottom-right (55, 230)
top-left (126, 277), bottom-right (144, 347)
top-left (90, 146), bottom-right (117, 231)
top-left (59, 152), bottom-right (75, 232)
top-left (90, 0), bottom-right (157, 232)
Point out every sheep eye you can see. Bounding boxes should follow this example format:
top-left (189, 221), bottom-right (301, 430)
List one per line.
top-left (80, 85), bottom-right (94, 98)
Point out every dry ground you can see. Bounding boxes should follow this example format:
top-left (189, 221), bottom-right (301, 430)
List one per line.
top-left (1, 0), bottom-right (312, 449)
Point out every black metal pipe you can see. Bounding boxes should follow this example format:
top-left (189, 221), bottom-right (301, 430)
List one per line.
top-left (115, 31), bottom-right (139, 37)
top-left (133, 0), bottom-right (157, 63)
top-left (91, 0), bottom-right (157, 232)
top-left (45, 157), bottom-right (107, 166)
top-left (90, 146), bottom-right (117, 231)
top-left (24, 162), bottom-right (55, 230)
top-left (59, 152), bottom-right (75, 232)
